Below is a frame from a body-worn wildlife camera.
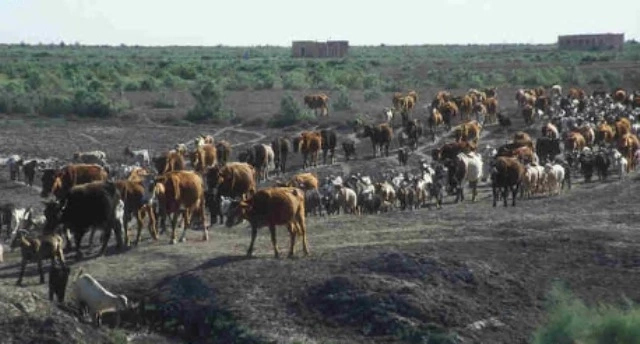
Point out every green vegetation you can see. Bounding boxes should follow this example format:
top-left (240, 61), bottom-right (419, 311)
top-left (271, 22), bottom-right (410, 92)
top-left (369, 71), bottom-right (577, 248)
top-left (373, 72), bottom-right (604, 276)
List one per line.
top-left (0, 43), bottom-right (638, 121)
top-left (533, 284), bottom-right (640, 344)
top-left (269, 92), bottom-right (315, 128)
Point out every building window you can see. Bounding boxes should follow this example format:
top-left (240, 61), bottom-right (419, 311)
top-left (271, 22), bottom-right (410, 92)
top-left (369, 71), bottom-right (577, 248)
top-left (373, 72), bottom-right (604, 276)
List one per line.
top-left (300, 47), bottom-right (306, 57)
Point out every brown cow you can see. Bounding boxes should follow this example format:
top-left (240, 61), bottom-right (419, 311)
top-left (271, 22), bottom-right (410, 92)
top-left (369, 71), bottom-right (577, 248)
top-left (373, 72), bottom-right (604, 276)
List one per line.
top-left (595, 122), bottom-right (615, 146)
top-left (522, 104), bottom-right (535, 125)
top-left (576, 125), bottom-right (595, 147)
top-left (226, 187), bottom-right (309, 258)
top-left (190, 144), bottom-right (217, 173)
top-left (483, 97), bottom-right (499, 124)
top-left (456, 95), bottom-right (474, 122)
top-left (152, 151), bottom-right (185, 174)
top-left (41, 164), bottom-right (108, 200)
top-left (295, 131), bottom-right (322, 169)
top-left (568, 87), bottom-right (586, 100)
top-left (491, 156), bottom-right (525, 207)
top-left (453, 120), bottom-right (482, 144)
top-left (206, 162), bottom-right (257, 200)
top-left (612, 88), bottom-right (627, 103)
top-left (392, 92), bottom-right (404, 111)
top-left (428, 107), bottom-right (444, 142)
top-left (304, 94), bottom-right (329, 117)
top-left (115, 179), bottom-right (158, 246)
top-left (432, 141), bottom-right (476, 162)
top-left (513, 132), bottom-right (534, 150)
top-left (152, 171), bottom-right (208, 244)
top-left (618, 133), bottom-right (640, 172)
top-left (215, 140), bottom-right (232, 165)
top-left (614, 118), bottom-right (631, 140)
top-left (359, 123), bottom-right (393, 158)
top-left (286, 173), bottom-right (319, 191)
top-left (565, 132), bottom-right (586, 153)
top-left (438, 101), bottom-right (459, 131)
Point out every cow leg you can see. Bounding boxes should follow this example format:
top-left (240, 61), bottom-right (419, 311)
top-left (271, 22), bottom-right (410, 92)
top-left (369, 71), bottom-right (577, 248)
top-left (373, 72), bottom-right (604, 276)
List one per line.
top-left (511, 185), bottom-right (519, 207)
top-left (147, 206), bottom-right (158, 240)
top-left (124, 211), bottom-right (132, 247)
top-left (287, 224), bottom-right (297, 258)
top-left (88, 227), bottom-right (96, 249)
top-left (269, 224), bottom-right (280, 259)
top-left (169, 212), bottom-right (179, 245)
top-left (246, 226), bottom-right (258, 257)
top-left (135, 210), bottom-right (144, 246)
top-left (38, 258), bottom-right (45, 284)
top-left (502, 187), bottom-right (508, 207)
top-left (16, 259), bottom-right (27, 285)
top-left (200, 202), bottom-right (208, 242)
top-left (470, 181), bottom-right (478, 202)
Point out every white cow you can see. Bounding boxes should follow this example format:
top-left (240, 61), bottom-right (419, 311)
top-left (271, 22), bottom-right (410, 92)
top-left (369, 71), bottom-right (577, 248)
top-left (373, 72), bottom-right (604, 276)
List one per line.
top-left (73, 151), bottom-right (107, 166)
top-left (543, 163), bottom-right (565, 196)
top-left (123, 147), bottom-right (150, 167)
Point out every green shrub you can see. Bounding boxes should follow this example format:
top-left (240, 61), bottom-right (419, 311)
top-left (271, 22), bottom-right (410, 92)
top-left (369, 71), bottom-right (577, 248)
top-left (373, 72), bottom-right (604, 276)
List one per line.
top-left (150, 92), bottom-right (177, 109)
top-left (282, 71), bottom-right (310, 90)
top-left (364, 88), bottom-right (382, 102)
top-left (186, 80), bottom-right (234, 123)
top-left (331, 85), bottom-right (352, 111)
top-left (39, 94), bottom-right (73, 116)
top-left (72, 89), bottom-right (117, 118)
top-left (140, 77), bottom-right (158, 91)
top-left (533, 284), bottom-right (640, 344)
top-left (269, 92), bottom-right (315, 128)
top-left (254, 70), bottom-right (276, 90)
top-left (363, 73), bottom-right (381, 89)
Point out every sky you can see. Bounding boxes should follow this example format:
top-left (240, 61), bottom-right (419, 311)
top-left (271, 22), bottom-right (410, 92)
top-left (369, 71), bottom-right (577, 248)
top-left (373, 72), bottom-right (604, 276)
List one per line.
top-left (0, 0), bottom-right (638, 46)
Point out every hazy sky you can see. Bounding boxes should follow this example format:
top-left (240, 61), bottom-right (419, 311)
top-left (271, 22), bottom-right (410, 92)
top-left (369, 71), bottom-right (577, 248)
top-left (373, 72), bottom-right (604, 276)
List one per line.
top-left (0, 0), bottom-right (638, 46)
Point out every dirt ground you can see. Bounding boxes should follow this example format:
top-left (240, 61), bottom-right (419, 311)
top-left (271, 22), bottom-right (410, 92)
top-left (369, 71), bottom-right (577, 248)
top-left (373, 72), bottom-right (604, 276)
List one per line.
top-left (0, 86), bottom-right (639, 344)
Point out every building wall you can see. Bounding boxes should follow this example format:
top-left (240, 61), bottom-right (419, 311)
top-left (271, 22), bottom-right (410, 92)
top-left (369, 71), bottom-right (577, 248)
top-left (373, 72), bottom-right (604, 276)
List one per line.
top-left (558, 33), bottom-right (624, 51)
top-left (292, 41), bottom-right (349, 58)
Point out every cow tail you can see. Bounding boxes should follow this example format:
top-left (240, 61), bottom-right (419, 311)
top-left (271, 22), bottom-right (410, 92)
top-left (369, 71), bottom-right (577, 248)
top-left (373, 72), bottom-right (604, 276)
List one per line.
top-left (170, 174), bottom-right (181, 201)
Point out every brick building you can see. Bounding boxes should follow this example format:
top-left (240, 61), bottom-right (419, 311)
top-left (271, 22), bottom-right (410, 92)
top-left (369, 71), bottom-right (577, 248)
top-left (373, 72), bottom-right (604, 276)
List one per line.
top-left (558, 33), bottom-right (624, 51)
top-left (292, 40), bottom-right (349, 58)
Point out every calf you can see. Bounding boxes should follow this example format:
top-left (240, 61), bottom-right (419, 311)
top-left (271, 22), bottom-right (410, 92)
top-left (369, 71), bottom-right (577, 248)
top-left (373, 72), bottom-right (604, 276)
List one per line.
top-left (543, 163), bottom-right (565, 196)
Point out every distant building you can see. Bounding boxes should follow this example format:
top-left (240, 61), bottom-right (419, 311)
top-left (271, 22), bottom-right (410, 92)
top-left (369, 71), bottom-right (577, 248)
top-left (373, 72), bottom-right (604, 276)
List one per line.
top-left (292, 40), bottom-right (349, 58)
top-left (558, 33), bottom-right (624, 51)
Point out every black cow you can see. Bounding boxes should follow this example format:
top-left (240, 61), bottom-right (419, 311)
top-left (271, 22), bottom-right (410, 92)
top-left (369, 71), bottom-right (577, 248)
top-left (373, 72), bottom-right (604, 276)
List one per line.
top-left (594, 150), bottom-right (611, 181)
top-left (22, 160), bottom-right (38, 187)
top-left (342, 140), bottom-right (357, 161)
top-left (320, 129), bottom-right (337, 165)
top-left (579, 152), bottom-right (595, 183)
top-left (271, 137), bottom-right (291, 175)
top-left (43, 181), bottom-right (124, 260)
top-left (536, 137), bottom-right (561, 165)
top-left (49, 265), bottom-right (70, 302)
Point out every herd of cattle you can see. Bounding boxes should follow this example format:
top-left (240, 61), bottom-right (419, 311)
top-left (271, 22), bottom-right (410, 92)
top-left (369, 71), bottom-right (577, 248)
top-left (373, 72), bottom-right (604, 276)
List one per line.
top-left (1, 85), bottom-right (640, 284)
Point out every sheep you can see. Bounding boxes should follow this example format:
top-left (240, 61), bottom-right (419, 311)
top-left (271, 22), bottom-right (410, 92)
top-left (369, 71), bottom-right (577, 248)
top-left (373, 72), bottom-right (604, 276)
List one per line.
top-left (10, 230), bottom-right (66, 286)
top-left (73, 271), bottom-right (130, 327)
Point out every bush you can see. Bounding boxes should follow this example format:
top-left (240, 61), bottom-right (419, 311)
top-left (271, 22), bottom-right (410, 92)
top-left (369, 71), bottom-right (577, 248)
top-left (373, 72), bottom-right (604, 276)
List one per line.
top-left (533, 284), bottom-right (640, 344)
top-left (254, 70), bottom-right (276, 90)
top-left (282, 71), bottom-right (310, 90)
top-left (364, 88), bottom-right (382, 102)
top-left (269, 92), bottom-right (315, 128)
top-left (72, 89), bottom-right (118, 118)
top-left (331, 85), bottom-right (352, 111)
top-left (140, 77), bottom-right (159, 91)
top-left (150, 92), bottom-right (177, 109)
top-left (39, 95), bottom-right (73, 116)
top-left (185, 80), bottom-right (234, 123)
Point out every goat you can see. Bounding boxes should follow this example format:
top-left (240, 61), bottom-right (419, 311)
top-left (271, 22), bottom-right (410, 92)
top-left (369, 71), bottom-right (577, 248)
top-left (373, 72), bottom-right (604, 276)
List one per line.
top-left (10, 230), bottom-right (66, 286)
top-left (73, 271), bottom-right (130, 327)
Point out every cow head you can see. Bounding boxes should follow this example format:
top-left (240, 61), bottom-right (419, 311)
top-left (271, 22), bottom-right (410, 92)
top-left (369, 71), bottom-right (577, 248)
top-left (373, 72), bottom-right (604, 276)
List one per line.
top-left (225, 199), bottom-right (250, 227)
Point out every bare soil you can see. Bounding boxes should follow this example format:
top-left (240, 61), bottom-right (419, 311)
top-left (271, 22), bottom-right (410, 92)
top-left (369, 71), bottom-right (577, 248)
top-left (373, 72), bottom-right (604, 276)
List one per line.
top-left (0, 84), bottom-right (639, 344)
